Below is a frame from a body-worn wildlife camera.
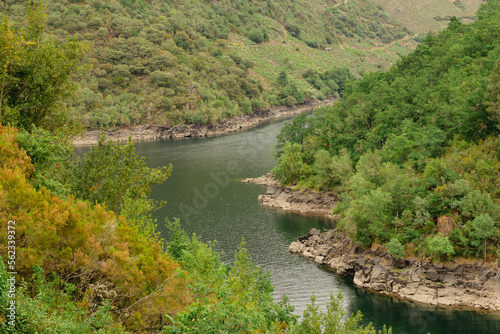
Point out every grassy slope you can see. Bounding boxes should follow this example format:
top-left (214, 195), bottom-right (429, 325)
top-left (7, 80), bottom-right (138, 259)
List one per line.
top-left (230, 15), bottom-right (417, 91)
top-left (371, 0), bottom-right (483, 34)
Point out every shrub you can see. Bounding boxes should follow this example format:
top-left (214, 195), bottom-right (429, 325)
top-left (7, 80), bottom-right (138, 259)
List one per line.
top-left (426, 234), bottom-right (455, 260)
top-left (246, 27), bottom-right (268, 44)
top-left (150, 70), bottom-right (177, 88)
top-left (386, 238), bottom-right (405, 259)
top-left (306, 38), bottom-right (320, 48)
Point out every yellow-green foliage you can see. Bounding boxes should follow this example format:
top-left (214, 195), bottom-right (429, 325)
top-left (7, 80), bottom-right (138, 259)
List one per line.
top-left (0, 2), bottom-right (87, 134)
top-left (0, 125), bottom-right (191, 331)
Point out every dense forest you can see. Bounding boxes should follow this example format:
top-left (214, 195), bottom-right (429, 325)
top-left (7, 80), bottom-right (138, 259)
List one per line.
top-left (273, 0), bottom-right (500, 261)
top-left (0, 3), bottom-right (395, 333)
top-left (0, 0), bottom-right (414, 129)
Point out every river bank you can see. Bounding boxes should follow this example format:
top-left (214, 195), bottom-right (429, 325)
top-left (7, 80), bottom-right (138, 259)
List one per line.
top-left (289, 228), bottom-right (500, 312)
top-left (73, 99), bottom-right (335, 145)
top-left (246, 174), bottom-right (500, 312)
top-left (244, 173), bottom-right (337, 219)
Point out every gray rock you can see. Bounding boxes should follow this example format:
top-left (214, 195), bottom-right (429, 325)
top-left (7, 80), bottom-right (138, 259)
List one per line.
top-left (371, 264), bottom-right (388, 280)
top-left (394, 258), bottom-right (407, 269)
top-left (433, 262), bottom-right (444, 270)
top-left (410, 273), bottom-right (422, 282)
top-left (318, 245), bottom-right (330, 256)
top-left (442, 273), bottom-right (458, 286)
top-left (355, 258), bottom-right (367, 267)
top-left (265, 186), bottom-right (279, 195)
top-left (411, 285), bottom-right (437, 304)
top-left (426, 268), bottom-right (440, 282)
top-left (314, 256), bottom-right (325, 264)
top-left (308, 228), bottom-right (321, 236)
top-left (288, 241), bottom-right (305, 253)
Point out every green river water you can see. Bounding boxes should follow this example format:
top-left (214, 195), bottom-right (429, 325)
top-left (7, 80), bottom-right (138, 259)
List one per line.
top-left (109, 118), bottom-right (500, 333)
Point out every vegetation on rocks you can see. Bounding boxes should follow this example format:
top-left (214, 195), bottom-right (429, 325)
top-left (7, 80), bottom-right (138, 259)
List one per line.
top-left (273, 0), bottom-right (500, 262)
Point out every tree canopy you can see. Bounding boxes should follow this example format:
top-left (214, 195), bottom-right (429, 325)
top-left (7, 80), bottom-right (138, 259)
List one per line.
top-left (0, 2), bottom-right (87, 134)
top-left (273, 0), bottom-right (500, 261)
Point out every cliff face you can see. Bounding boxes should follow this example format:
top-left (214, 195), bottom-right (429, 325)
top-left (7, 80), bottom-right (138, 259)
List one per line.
top-left (289, 228), bottom-right (500, 312)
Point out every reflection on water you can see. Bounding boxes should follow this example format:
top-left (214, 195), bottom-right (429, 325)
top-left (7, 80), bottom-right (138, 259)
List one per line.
top-left (106, 118), bottom-right (500, 332)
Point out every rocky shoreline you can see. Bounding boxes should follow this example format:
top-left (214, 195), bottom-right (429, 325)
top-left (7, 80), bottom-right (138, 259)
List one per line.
top-left (243, 173), bottom-right (337, 219)
top-left (289, 228), bottom-right (500, 312)
top-left (73, 99), bottom-right (335, 146)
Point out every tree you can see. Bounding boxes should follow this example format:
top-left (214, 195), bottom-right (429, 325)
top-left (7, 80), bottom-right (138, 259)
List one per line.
top-left (484, 59), bottom-right (500, 130)
top-left (426, 234), bottom-right (455, 260)
top-left (15, 126), bottom-right (72, 197)
top-left (278, 70), bottom-right (289, 87)
top-left (0, 2), bottom-right (87, 134)
top-left (471, 214), bottom-right (496, 260)
top-left (287, 291), bottom-right (391, 334)
top-left (272, 142), bottom-right (311, 185)
top-left (386, 238), bottom-right (405, 259)
top-left (66, 133), bottom-right (172, 214)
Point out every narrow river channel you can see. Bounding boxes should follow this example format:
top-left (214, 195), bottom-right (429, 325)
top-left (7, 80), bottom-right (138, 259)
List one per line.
top-left (127, 118), bottom-right (500, 333)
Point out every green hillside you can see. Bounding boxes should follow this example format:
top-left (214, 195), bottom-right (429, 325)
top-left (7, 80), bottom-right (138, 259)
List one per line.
top-left (1, 0), bottom-right (415, 129)
top-left (273, 0), bottom-right (500, 261)
top-left (371, 0), bottom-right (483, 34)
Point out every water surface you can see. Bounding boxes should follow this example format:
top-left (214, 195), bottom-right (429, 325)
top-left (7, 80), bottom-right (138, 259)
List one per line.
top-left (129, 119), bottom-right (500, 333)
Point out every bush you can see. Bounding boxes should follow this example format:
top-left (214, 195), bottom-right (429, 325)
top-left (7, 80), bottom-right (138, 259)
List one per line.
top-left (426, 234), bottom-right (455, 260)
top-left (246, 27), bottom-right (268, 44)
top-left (283, 95), bottom-right (298, 106)
top-left (149, 70), bottom-right (177, 88)
top-left (306, 38), bottom-right (320, 48)
top-left (183, 111), bottom-right (207, 124)
top-left (285, 23), bottom-right (301, 38)
top-left (386, 238), bottom-right (405, 259)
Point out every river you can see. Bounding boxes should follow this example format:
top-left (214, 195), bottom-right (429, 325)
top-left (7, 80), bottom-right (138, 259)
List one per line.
top-left (128, 118), bottom-right (500, 333)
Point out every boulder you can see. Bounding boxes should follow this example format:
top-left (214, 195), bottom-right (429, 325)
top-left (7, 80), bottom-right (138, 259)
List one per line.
top-left (328, 257), bottom-right (353, 275)
top-left (370, 264), bottom-right (388, 280)
top-left (314, 256), bottom-right (325, 264)
top-left (308, 228), bottom-right (321, 236)
top-left (303, 250), bottom-right (315, 258)
top-left (426, 268), bottom-right (440, 282)
top-left (411, 285), bottom-right (437, 304)
top-left (442, 273), bottom-right (458, 286)
top-left (433, 262), bottom-right (444, 270)
top-left (288, 241), bottom-right (305, 253)
top-left (265, 186), bottom-right (279, 195)
top-left (399, 282), bottom-right (419, 296)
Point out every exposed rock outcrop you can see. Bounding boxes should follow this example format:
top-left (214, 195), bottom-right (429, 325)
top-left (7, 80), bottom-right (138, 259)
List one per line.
top-left (74, 99), bottom-right (335, 145)
top-left (244, 173), bottom-right (337, 219)
top-left (289, 228), bottom-right (500, 312)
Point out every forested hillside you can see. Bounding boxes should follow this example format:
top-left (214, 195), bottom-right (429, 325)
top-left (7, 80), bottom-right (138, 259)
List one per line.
top-left (0, 0), bottom-right (414, 129)
top-left (273, 0), bottom-right (500, 261)
top-left (0, 4), bottom-right (393, 332)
